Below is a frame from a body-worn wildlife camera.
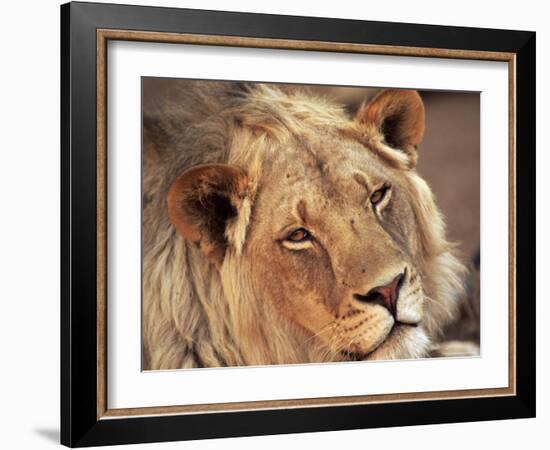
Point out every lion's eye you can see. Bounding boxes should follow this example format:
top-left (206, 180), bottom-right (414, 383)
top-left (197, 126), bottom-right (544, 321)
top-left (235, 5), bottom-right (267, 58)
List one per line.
top-left (370, 186), bottom-right (390, 205)
top-left (286, 228), bottom-right (311, 243)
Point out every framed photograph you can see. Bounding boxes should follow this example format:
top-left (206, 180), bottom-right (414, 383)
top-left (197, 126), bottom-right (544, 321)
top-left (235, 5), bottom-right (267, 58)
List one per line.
top-left (61, 1), bottom-right (536, 447)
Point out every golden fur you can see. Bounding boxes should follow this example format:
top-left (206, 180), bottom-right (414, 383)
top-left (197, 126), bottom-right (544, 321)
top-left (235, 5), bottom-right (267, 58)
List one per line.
top-left (142, 81), bottom-right (466, 369)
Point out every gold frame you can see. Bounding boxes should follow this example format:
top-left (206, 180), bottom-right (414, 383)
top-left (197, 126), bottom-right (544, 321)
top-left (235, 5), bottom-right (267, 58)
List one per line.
top-left (96, 29), bottom-right (516, 420)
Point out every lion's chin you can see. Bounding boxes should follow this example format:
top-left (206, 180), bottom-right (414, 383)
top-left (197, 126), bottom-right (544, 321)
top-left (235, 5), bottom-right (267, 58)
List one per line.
top-left (344, 324), bottom-right (431, 361)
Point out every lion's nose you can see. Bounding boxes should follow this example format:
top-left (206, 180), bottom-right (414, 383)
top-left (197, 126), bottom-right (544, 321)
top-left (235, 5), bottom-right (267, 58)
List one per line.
top-left (354, 271), bottom-right (405, 316)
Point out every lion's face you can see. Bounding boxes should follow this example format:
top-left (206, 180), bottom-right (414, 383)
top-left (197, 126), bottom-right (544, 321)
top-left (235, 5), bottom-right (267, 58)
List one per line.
top-left (167, 89), bottom-right (456, 362)
top-left (245, 130), bottom-right (428, 358)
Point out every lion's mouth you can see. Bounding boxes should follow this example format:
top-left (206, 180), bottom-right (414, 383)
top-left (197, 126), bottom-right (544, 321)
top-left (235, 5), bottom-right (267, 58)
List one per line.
top-left (341, 322), bottom-right (419, 361)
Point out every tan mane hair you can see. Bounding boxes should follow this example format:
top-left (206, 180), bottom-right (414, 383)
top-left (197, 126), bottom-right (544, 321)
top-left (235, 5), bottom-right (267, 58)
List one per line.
top-left (142, 81), bottom-right (465, 369)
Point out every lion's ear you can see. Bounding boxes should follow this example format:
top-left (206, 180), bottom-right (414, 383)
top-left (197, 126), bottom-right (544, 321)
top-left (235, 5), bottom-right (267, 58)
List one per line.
top-left (167, 164), bottom-right (250, 264)
top-left (357, 89), bottom-right (425, 167)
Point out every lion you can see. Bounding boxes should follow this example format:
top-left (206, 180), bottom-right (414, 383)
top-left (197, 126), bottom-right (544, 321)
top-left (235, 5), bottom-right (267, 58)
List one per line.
top-left (142, 80), bottom-right (469, 370)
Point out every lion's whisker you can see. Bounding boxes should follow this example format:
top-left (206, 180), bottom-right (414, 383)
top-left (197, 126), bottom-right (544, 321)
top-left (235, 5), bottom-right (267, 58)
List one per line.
top-left (302, 320), bottom-right (338, 346)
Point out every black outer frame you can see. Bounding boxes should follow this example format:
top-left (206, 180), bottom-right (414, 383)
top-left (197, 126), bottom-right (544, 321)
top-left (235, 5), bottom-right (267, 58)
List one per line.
top-left (60, 1), bottom-right (536, 447)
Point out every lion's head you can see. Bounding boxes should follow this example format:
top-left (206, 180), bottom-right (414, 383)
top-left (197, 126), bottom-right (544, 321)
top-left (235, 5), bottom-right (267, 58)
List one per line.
top-left (143, 82), bottom-right (465, 369)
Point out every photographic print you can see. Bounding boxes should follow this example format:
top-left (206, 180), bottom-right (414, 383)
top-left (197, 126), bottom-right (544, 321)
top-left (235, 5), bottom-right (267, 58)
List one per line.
top-left (62, 4), bottom-right (535, 444)
top-left (142, 78), bottom-right (480, 370)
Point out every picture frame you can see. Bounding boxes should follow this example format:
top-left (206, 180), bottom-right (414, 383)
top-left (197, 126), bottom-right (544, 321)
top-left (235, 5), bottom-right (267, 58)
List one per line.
top-left (60, 1), bottom-right (536, 447)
